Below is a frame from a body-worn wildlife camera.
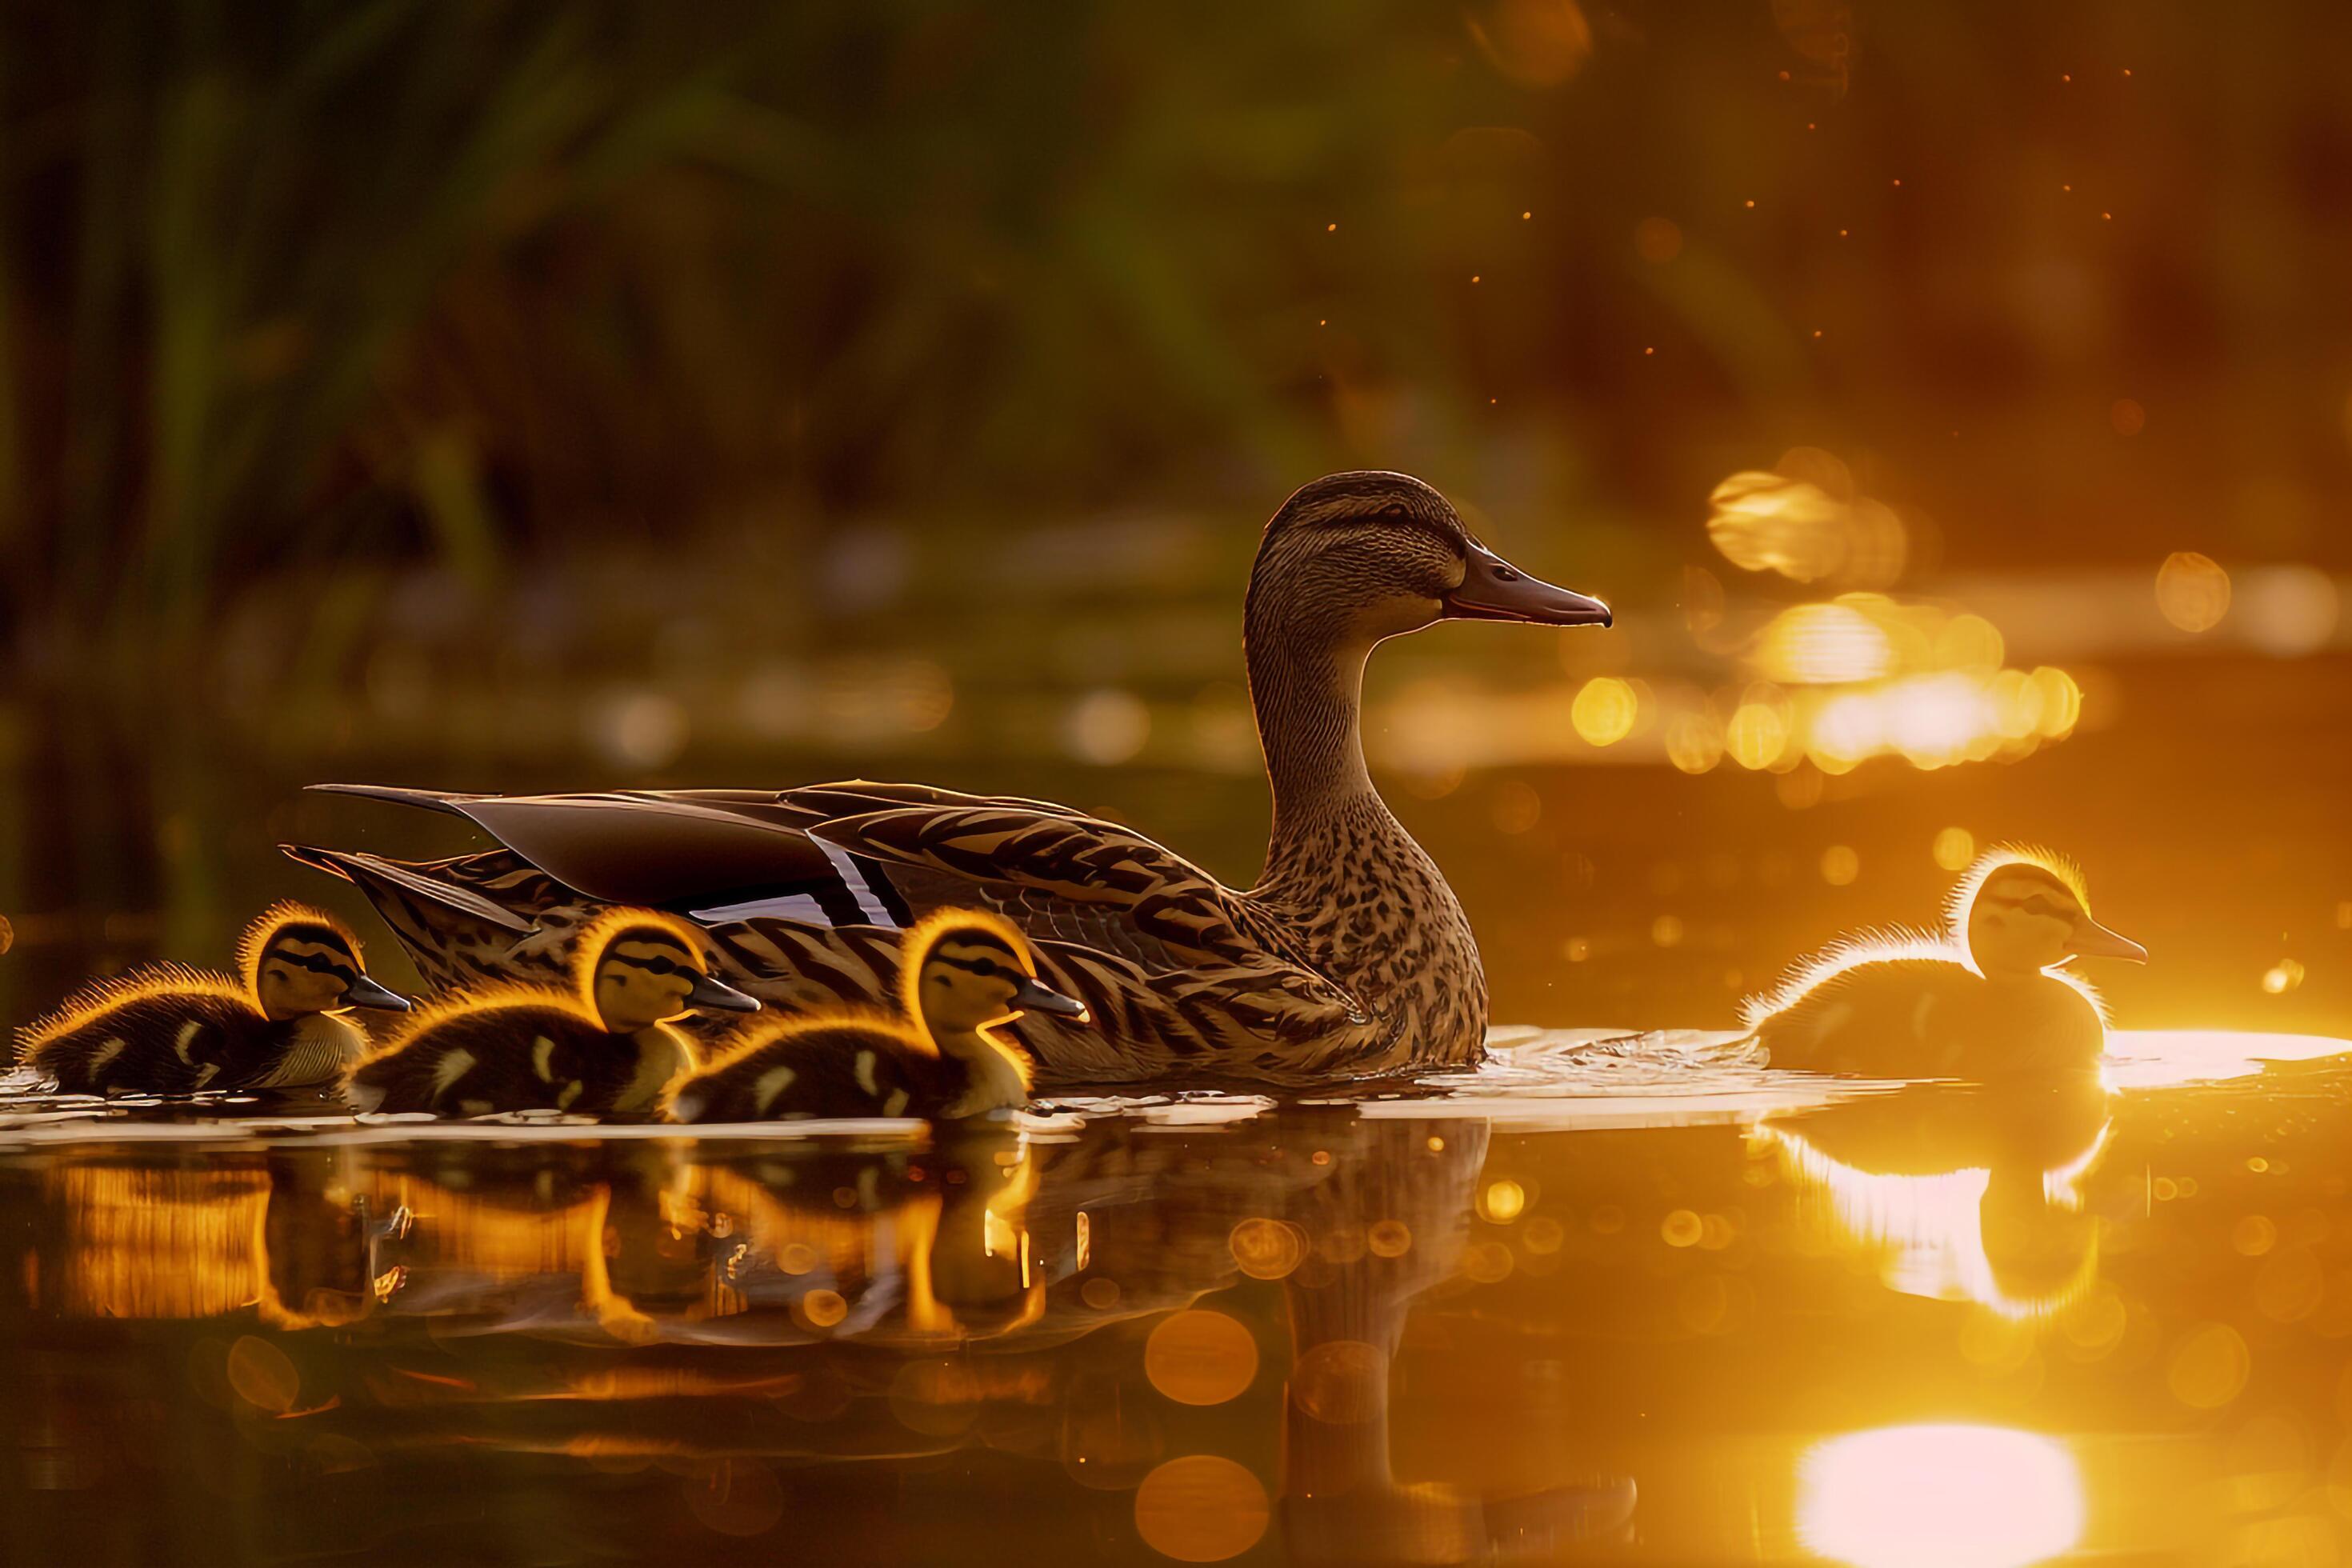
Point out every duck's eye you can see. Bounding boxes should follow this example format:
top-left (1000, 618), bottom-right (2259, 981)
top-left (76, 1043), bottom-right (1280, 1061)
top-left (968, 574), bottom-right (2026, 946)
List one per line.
top-left (1381, 503), bottom-right (1407, 520)
top-left (642, 957), bottom-right (678, 976)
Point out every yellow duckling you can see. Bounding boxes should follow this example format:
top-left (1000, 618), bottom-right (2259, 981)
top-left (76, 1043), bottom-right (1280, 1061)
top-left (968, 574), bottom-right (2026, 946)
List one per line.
top-left (18, 902), bottom-right (410, 1095)
top-left (346, 908), bottom-right (758, 1116)
top-left (665, 910), bottom-right (1088, 1124)
top-left (1742, 846), bottom-right (2147, 1078)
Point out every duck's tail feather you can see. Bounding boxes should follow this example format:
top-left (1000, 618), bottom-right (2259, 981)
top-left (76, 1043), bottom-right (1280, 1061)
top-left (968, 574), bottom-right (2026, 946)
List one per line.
top-left (279, 844), bottom-right (534, 934)
top-left (306, 782), bottom-right (487, 815)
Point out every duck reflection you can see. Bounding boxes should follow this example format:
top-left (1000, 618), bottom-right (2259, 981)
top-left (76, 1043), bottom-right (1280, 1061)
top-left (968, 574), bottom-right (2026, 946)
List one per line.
top-left (6, 1111), bottom-right (1637, 1562)
top-left (1269, 1118), bottom-right (1638, 1563)
top-left (1756, 1065), bottom-right (2114, 1319)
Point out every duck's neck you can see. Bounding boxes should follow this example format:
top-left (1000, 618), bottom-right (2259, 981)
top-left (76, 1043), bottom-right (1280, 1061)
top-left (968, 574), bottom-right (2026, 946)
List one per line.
top-left (620, 1023), bottom-right (698, 1112)
top-left (935, 1026), bottom-right (1031, 1117)
top-left (1246, 604), bottom-right (1395, 884)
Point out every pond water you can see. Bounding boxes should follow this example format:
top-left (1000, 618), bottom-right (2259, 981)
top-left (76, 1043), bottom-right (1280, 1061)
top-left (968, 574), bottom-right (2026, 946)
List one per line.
top-left (6, 660), bottom-right (2352, 1566)
top-left (5, 1023), bottom-right (2352, 1566)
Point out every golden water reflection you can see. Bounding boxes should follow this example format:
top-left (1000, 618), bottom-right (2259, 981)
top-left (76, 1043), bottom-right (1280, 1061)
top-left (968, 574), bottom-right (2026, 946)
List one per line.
top-left (1797, 1425), bottom-right (2084, 1568)
top-left (6, 1033), bottom-right (2352, 1562)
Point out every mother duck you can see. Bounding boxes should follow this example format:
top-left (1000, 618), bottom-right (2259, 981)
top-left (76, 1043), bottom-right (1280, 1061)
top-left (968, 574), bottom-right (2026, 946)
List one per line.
top-left (286, 473), bottom-right (1611, 1084)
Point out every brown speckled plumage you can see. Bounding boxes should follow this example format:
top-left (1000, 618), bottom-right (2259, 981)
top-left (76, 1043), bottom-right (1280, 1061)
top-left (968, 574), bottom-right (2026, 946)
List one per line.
top-left (290, 473), bottom-right (1609, 1086)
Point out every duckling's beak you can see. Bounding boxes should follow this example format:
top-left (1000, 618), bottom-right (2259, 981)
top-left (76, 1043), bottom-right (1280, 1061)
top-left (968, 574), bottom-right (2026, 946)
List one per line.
top-left (686, 973), bottom-right (762, 1014)
top-left (1013, 974), bottom-right (1091, 1023)
top-left (2070, 918), bottom-right (2150, 964)
top-left (1445, 541), bottom-right (1613, 627)
top-left (342, 975), bottom-right (412, 1012)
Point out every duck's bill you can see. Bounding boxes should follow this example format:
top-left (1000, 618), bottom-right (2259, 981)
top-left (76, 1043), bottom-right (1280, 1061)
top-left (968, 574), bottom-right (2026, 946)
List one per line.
top-left (2070, 919), bottom-right (2150, 963)
top-left (342, 975), bottom-right (412, 1012)
top-left (1444, 542), bottom-right (1613, 627)
top-left (687, 973), bottom-right (763, 1013)
top-left (1013, 975), bottom-right (1092, 1023)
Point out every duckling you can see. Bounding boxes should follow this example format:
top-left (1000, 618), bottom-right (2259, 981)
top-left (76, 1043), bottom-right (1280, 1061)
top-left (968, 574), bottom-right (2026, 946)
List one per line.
top-left (1742, 846), bottom-right (2147, 1078)
top-left (665, 910), bottom-right (1089, 1124)
top-left (17, 902), bottom-right (410, 1095)
top-left (346, 908), bottom-right (758, 1116)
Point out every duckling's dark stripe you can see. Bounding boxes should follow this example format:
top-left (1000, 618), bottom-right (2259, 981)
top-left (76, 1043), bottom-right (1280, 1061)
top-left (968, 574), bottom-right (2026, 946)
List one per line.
top-left (267, 950), bottom-right (359, 984)
top-left (605, 951), bottom-right (692, 975)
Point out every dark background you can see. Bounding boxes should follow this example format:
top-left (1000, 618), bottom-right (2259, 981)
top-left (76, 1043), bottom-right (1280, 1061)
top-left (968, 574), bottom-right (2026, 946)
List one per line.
top-left (2, 0), bottom-right (2347, 1040)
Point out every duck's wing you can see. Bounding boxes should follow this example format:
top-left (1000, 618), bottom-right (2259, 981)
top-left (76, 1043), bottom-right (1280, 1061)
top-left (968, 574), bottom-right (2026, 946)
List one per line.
top-left (796, 793), bottom-right (1394, 1064)
top-left (305, 779), bottom-right (1261, 969)
top-left (794, 791), bottom-right (1251, 961)
top-left (305, 781), bottom-right (1382, 1074)
top-left (1750, 951), bottom-right (1986, 1075)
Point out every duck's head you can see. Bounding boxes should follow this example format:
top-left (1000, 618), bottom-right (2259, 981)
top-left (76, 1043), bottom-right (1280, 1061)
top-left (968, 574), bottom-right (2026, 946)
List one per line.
top-left (239, 902), bottom-right (410, 1022)
top-left (902, 910), bottom-right (1089, 1042)
top-left (1247, 471), bottom-right (1613, 648)
top-left (1950, 848), bottom-right (2147, 978)
top-left (574, 908), bottom-right (761, 1030)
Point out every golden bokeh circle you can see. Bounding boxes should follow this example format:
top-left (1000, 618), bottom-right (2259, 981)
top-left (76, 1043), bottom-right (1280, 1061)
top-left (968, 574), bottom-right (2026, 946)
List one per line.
top-left (684, 1458), bottom-right (786, 1537)
top-left (1229, 1218), bottom-right (1306, 1280)
top-left (2157, 550), bottom-right (2232, 634)
top-left (1133, 1455), bottom-right (1270, 1562)
top-left (2169, 1322), bottom-right (2252, 1410)
top-left (226, 1335), bottom-right (300, 1414)
top-left (1144, 1310), bottom-right (1260, 1407)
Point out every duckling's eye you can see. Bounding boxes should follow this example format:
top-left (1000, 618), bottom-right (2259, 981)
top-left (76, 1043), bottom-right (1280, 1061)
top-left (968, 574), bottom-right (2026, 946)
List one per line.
top-left (969, 958), bottom-right (1002, 978)
top-left (642, 957), bottom-right (679, 976)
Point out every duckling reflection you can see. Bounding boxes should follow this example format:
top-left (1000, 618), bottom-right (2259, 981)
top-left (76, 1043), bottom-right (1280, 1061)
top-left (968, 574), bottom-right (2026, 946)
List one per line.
top-left (346, 907), bottom-right (758, 1116)
top-left (698, 1130), bottom-right (1048, 1340)
top-left (1743, 846), bottom-right (2146, 1078)
top-left (17, 902), bottom-right (410, 1096)
top-left (27, 1148), bottom-right (375, 1327)
top-left (362, 1142), bottom-right (728, 1333)
top-left (10, 1111), bottom-right (1633, 1561)
top-left (665, 910), bottom-right (1086, 1125)
top-left (1754, 1069), bottom-right (2115, 1319)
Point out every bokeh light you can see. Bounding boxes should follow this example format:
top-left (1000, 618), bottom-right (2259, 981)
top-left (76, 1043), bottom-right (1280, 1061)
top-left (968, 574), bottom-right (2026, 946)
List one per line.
top-left (1933, 827), bottom-right (1978, 870)
top-left (1797, 1426), bottom-right (2083, 1568)
top-left (1143, 1310), bottom-right (1259, 1406)
top-left (1755, 602), bottom-right (1895, 684)
top-left (1571, 677), bottom-right (1638, 745)
top-left (1133, 1456), bottom-right (1270, 1562)
top-left (1706, 450), bottom-right (1906, 587)
top-left (2157, 551), bottom-right (2233, 634)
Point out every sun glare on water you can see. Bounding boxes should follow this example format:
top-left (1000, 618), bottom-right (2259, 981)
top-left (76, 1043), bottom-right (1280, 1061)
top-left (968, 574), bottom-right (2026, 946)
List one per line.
top-left (1797, 1425), bottom-right (2084, 1568)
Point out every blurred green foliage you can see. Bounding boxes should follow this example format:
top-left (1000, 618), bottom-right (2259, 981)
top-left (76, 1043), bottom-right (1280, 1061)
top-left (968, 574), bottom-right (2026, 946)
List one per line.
top-left (6, 0), bottom-right (2351, 670)
top-left (0, 0), bottom-right (1484, 656)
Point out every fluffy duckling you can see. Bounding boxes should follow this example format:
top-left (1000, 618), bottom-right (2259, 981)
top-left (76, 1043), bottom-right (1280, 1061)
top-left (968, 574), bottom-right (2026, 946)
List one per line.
top-left (1742, 846), bottom-right (2146, 1078)
top-left (346, 908), bottom-right (758, 1116)
top-left (18, 903), bottom-right (410, 1095)
top-left (666, 910), bottom-right (1089, 1124)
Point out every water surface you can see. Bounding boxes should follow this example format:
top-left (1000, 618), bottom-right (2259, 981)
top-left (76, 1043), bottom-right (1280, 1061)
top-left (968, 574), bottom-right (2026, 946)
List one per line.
top-left (5, 1028), bottom-right (2350, 1565)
